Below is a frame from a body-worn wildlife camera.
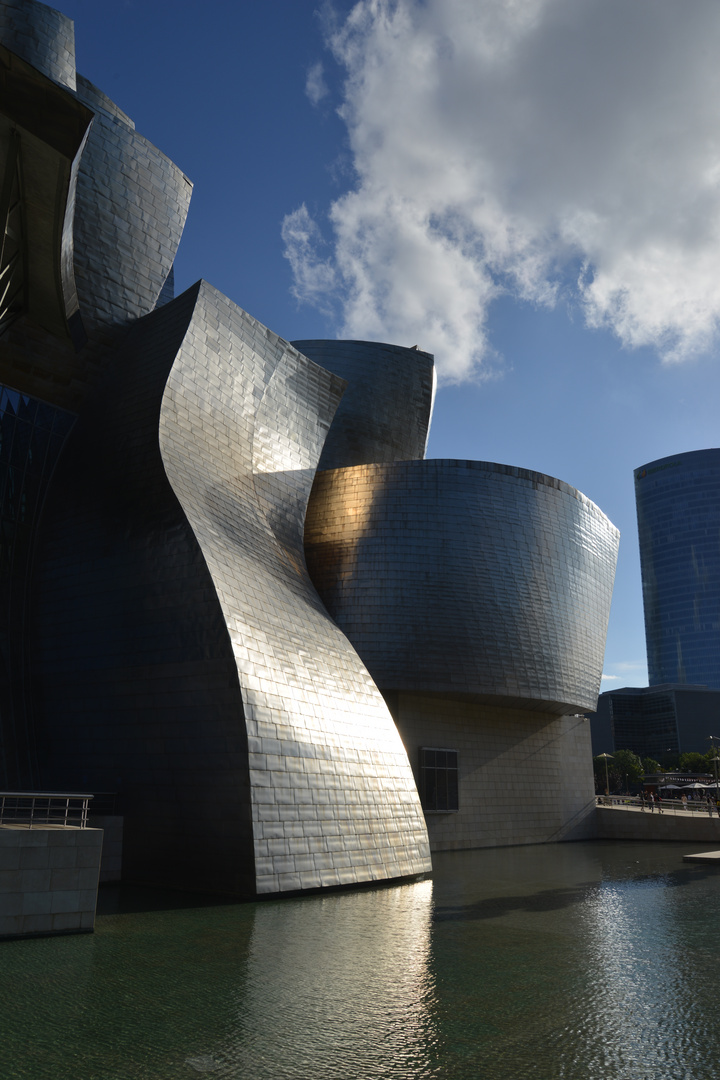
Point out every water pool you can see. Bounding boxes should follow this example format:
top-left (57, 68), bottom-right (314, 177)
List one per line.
top-left (2, 841), bottom-right (718, 1079)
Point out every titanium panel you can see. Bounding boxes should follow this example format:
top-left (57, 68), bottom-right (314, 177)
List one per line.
top-left (291, 340), bottom-right (435, 470)
top-left (305, 460), bottom-right (619, 714)
top-left (72, 76), bottom-right (192, 338)
top-left (0, 0), bottom-right (75, 90)
top-left (159, 283), bottom-right (431, 893)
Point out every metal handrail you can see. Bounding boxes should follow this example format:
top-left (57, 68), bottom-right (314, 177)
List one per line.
top-left (0, 791), bottom-right (93, 829)
top-left (597, 795), bottom-right (720, 816)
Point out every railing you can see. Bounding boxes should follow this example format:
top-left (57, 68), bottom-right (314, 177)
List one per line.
top-left (0, 792), bottom-right (93, 829)
top-left (597, 795), bottom-right (720, 816)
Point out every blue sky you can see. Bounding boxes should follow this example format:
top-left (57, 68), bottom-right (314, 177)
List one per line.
top-left (61, 0), bottom-right (720, 692)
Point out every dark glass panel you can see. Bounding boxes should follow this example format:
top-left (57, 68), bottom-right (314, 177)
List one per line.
top-left (424, 768), bottom-right (436, 811)
top-left (2, 388), bottom-right (20, 416)
top-left (0, 414), bottom-right (15, 463)
top-left (17, 395), bottom-right (36, 425)
top-left (9, 420), bottom-right (30, 469)
top-left (436, 769), bottom-right (448, 811)
top-left (34, 401), bottom-right (56, 429)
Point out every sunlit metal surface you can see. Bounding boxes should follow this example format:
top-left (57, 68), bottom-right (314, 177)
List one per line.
top-left (291, 339), bottom-right (436, 469)
top-left (160, 284), bottom-right (431, 893)
top-left (305, 459), bottom-right (619, 713)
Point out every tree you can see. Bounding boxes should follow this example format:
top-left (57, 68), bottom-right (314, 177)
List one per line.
top-left (642, 757), bottom-right (662, 775)
top-left (679, 752), bottom-right (707, 772)
top-left (594, 749), bottom-right (643, 792)
top-left (704, 747), bottom-right (720, 774)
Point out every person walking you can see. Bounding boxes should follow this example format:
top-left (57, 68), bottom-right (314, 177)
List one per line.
top-left (649, 792), bottom-right (655, 812)
top-left (682, 793), bottom-right (688, 811)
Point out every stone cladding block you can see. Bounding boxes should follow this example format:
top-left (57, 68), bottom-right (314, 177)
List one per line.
top-left (159, 283), bottom-right (431, 893)
top-left (389, 692), bottom-right (596, 851)
top-left (291, 340), bottom-right (435, 469)
top-left (305, 459), bottom-right (619, 714)
top-left (0, 0), bottom-right (75, 89)
top-left (0, 826), bottom-right (102, 937)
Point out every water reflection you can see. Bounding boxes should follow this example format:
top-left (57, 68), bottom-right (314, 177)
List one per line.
top-left (576, 859), bottom-right (717, 1080)
top-left (2, 843), bottom-right (720, 1080)
top-left (225, 880), bottom-right (437, 1079)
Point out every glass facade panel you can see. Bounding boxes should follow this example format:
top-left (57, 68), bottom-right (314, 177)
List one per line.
top-left (0, 384), bottom-right (75, 787)
top-left (636, 449), bottom-right (720, 689)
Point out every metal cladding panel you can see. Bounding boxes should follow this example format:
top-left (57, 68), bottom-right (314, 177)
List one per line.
top-left (305, 460), bottom-right (619, 714)
top-left (72, 77), bottom-right (192, 337)
top-left (29, 284), bottom-right (257, 896)
top-left (291, 340), bottom-right (435, 470)
top-left (635, 448), bottom-right (720, 689)
top-left (0, 9), bottom-right (189, 411)
top-left (0, 0), bottom-right (76, 90)
top-left (0, 43), bottom-right (92, 341)
top-left (159, 283), bottom-right (431, 894)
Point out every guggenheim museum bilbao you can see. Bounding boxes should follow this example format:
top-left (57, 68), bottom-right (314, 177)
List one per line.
top-left (0, 0), bottom-right (619, 897)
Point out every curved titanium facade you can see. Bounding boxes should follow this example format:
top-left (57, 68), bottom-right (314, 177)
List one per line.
top-left (291, 340), bottom-right (435, 470)
top-left (0, 0), bottom-right (75, 88)
top-left (305, 460), bottom-right (619, 714)
top-left (0, 0), bottom-right (191, 411)
top-left (31, 283), bottom-right (430, 894)
top-left (71, 76), bottom-right (191, 339)
top-left (636, 448), bottom-right (720, 689)
top-left (160, 285), bottom-right (431, 893)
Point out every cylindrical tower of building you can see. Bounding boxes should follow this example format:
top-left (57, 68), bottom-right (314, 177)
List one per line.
top-left (635, 448), bottom-right (720, 688)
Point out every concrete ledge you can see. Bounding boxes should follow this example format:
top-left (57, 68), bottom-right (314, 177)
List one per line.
top-left (0, 826), bottom-right (102, 939)
top-left (596, 805), bottom-right (720, 842)
top-left (683, 850), bottom-right (720, 863)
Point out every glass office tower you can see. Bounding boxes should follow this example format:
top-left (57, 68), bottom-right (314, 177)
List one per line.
top-left (635, 448), bottom-right (720, 689)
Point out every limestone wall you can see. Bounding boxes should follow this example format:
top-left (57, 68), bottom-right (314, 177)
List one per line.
top-left (0, 826), bottom-right (102, 938)
top-left (389, 692), bottom-right (597, 850)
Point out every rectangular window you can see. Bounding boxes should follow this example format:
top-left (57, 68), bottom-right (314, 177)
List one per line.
top-left (419, 747), bottom-right (459, 813)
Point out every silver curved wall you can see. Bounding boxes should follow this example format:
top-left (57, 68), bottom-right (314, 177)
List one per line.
top-left (291, 340), bottom-right (435, 470)
top-left (159, 283), bottom-right (431, 893)
top-left (305, 460), bottom-right (619, 714)
top-left (0, 0), bottom-right (75, 89)
top-left (0, 0), bottom-right (191, 407)
top-left (72, 78), bottom-right (191, 338)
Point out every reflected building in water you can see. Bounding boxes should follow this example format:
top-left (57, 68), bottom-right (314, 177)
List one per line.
top-left (0, 0), bottom-right (618, 897)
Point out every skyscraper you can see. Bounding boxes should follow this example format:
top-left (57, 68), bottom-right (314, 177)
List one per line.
top-left (635, 448), bottom-right (720, 689)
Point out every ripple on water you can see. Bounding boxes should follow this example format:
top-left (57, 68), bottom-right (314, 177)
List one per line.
top-left (1, 842), bottom-right (718, 1080)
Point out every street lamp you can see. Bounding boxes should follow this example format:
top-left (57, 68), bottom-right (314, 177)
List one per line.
top-left (707, 736), bottom-right (720, 801)
top-left (598, 752), bottom-right (613, 797)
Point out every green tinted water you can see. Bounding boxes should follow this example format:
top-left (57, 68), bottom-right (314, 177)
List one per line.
top-left (1, 841), bottom-right (718, 1080)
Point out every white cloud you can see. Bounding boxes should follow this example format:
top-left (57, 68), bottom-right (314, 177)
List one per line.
top-left (284, 0), bottom-right (720, 382)
top-left (281, 205), bottom-right (337, 317)
top-left (305, 61), bottom-right (329, 106)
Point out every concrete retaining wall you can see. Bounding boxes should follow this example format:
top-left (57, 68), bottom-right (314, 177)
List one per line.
top-left (596, 806), bottom-right (720, 844)
top-left (0, 826), bottom-right (103, 938)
